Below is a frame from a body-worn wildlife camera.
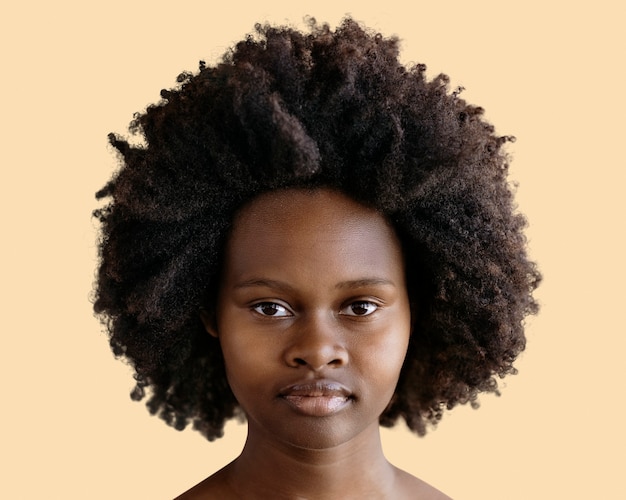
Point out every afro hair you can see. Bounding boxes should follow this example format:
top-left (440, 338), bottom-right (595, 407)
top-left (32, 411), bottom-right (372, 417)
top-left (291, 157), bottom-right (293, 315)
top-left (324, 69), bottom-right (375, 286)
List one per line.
top-left (94, 17), bottom-right (540, 440)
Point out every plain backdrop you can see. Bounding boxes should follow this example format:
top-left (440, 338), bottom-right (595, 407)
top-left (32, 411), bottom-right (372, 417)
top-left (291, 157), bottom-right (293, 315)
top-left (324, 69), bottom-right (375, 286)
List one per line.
top-left (2, 1), bottom-right (624, 499)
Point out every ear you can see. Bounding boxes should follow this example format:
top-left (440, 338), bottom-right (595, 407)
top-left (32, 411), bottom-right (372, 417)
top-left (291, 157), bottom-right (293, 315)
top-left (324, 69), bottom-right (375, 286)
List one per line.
top-left (199, 307), bottom-right (219, 338)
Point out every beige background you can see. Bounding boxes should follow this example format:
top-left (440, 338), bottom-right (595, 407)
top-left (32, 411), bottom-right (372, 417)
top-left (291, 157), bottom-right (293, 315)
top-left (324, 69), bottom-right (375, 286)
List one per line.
top-left (2, 1), bottom-right (624, 498)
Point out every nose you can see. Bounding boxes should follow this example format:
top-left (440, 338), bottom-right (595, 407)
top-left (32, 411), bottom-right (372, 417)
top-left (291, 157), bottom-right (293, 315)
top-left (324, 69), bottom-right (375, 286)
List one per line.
top-left (284, 314), bottom-right (348, 370)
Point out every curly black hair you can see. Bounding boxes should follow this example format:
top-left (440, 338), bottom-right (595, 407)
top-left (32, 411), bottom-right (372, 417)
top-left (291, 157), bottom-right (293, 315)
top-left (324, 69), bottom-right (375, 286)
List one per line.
top-left (94, 17), bottom-right (540, 441)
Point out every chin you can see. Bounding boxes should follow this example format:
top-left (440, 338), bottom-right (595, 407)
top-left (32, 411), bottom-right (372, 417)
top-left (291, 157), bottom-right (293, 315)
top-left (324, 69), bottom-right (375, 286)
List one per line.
top-left (268, 415), bottom-right (379, 452)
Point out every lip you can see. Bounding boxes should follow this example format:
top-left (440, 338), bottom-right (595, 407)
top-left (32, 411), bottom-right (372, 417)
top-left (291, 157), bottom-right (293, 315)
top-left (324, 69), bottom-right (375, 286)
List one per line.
top-left (278, 379), bottom-right (353, 417)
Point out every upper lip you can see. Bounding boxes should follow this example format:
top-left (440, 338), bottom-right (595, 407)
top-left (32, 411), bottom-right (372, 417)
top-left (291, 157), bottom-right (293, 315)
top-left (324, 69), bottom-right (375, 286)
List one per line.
top-left (278, 379), bottom-right (352, 398)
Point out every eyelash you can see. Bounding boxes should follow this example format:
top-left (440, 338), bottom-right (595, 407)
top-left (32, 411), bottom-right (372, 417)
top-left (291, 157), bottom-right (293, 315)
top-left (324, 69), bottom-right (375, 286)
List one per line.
top-left (342, 301), bottom-right (378, 317)
top-left (251, 302), bottom-right (291, 317)
top-left (250, 300), bottom-right (380, 318)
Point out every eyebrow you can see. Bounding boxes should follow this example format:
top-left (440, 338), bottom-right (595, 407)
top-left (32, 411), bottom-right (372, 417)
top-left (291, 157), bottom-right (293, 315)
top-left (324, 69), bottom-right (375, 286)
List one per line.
top-left (334, 278), bottom-right (395, 289)
top-left (233, 277), bottom-right (395, 291)
top-left (233, 278), bottom-right (297, 293)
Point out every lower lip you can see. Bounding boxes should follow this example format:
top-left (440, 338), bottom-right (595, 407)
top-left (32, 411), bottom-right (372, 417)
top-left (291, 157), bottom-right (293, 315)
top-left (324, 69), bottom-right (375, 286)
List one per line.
top-left (281, 395), bottom-right (351, 417)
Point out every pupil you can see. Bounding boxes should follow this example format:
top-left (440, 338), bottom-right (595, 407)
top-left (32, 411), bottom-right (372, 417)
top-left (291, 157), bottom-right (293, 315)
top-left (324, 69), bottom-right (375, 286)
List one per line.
top-left (352, 302), bottom-right (369, 315)
top-left (263, 304), bottom-right (279, 315)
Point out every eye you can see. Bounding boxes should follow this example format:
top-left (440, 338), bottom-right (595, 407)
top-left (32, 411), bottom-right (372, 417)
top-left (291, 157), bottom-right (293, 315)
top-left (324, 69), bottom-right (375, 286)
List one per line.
top-left (340, 301), bottom-right (378, 317)
top-left (251, 302), bottom-right (292, 317)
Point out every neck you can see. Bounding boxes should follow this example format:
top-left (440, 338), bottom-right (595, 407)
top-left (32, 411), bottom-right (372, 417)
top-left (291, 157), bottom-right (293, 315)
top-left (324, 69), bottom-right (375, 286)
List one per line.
top-left (226, 422), bottom-right (398, 498)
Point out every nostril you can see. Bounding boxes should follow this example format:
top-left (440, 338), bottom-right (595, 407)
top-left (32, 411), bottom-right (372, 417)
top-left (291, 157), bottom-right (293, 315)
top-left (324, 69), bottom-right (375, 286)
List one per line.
top-left (291, 356), bottom-right (345, 368)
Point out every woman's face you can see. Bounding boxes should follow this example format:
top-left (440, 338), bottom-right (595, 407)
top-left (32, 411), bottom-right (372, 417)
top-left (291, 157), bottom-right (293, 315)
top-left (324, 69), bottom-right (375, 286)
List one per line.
top-left (206, 188), bottom-right (411, 450)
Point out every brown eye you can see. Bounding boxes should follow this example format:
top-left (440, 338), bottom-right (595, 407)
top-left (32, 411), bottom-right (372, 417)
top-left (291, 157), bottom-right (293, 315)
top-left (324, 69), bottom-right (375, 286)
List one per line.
top-left (341, 301), bottom-right (378, 317)
top-left (252, 302), bottom-right (291, 317)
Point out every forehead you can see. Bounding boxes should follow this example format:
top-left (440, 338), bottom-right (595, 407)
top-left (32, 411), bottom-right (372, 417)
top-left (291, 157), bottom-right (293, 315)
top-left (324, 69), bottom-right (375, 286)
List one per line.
top-left (222, 188), bottom-right (405, 284)
top-left (230, 188), bottom-right (395, 246)
top-left (236, 188), bottom-right (385, 226)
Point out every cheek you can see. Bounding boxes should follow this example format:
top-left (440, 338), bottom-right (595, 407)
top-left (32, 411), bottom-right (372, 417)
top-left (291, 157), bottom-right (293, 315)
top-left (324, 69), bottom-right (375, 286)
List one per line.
top-left (373, 334), bottom-right (410, 379)
top-left (218, 340), bottom-right (256, 411)
top-left (375, 317), bottom-right (411, 382)
top-left (356, 324), bottom-right (411, 394)
top-left (217, 323), bottom-right (275, 400)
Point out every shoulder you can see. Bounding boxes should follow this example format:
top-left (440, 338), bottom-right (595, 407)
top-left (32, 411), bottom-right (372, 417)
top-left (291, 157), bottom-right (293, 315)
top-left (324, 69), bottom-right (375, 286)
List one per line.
top-left (394, 467), bottom-right (453, 500)
top-left (173, 466), bottom-right (235, 500)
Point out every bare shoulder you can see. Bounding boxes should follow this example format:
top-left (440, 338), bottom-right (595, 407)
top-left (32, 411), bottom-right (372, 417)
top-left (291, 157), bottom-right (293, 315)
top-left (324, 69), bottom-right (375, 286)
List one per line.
top-left (394, 467), bottom-right (453, 500)
top-left (175, 463), bottom-right (451, 500)
top-left (173, 465), bottom-right (235, 500)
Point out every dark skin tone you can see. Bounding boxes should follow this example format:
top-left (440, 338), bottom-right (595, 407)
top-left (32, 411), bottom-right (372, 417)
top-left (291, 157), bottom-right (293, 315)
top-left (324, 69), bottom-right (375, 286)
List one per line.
top-left (181, 188), bottom-right (450, 499)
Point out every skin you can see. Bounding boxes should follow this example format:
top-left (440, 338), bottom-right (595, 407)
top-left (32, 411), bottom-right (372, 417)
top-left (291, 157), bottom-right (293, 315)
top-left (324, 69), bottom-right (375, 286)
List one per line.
top-left (182, 188), bottom-right (450, 499)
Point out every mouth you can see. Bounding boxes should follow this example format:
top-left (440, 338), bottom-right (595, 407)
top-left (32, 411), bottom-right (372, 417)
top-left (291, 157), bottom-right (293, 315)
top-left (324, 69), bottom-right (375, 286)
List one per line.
top-left (278, 379), bottom-right (353, 417)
